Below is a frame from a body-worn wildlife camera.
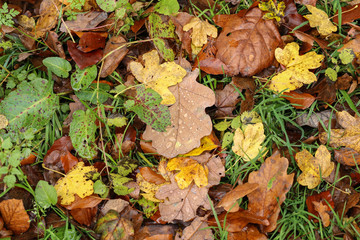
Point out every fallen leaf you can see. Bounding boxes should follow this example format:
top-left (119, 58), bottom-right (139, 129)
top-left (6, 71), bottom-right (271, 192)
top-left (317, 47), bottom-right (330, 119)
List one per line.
top-left (46, 31), bottom-right (65, 59)
top-left (54, 162), bottom-right (97, 205)
top-left (333, 3), bottom-right (360, 25)
top-left (183, 17), bottom-right (218, 55)
top-left (35, 0), bottom-right (60, 38)
top-left (101, 199), bottom-right (129, 215)
top-left (0, 115), bottom-right (8, 129)
top-left (334, 148), bottom-right (360, 166)
top-left (95, 210), bottom-right (134, 240)
top-left (143, 69), bottom-right (215, 158)
top-left (214, 83), bottom-right (240, 118)
top-left (67, 40), bottom-right (103, 70)
top-left (281, 91), bottom-right (316, 109)
top-left (140, 167), bottom-right (166, 185)
top-left (338, 35), bottom-right (360, 56)
top-left (137, 172), bottom-right (167, 202)
top-left (135, 225), bottom-right (176, 240)
top-left (283, 0), bottom-right (309, 31)
top-left (175, 217), bottom-right (213, 240)
top-left (0, 199), bottom-right (30, 234)
top-left (78, 32), bottom-right (107, 53)
top-left (295, 145), bottom-right (335, 189)
top-left (319, 111), bottom-right (360, 152)
top-left (247, 152), bottom-right (294, 232)
top-left (232, 122), bottom-right (267, 161)
top-left (129, 50), bottom-right (186, 105)
top-left (60, 12), bottom-right (108, 32)
top-left (70, 207), bottom-right (97, 226)
top-left (269, 42), bottom-right (324, 93)
top-left (63, 194), bottom-right (102, 210)
top-left (182, 133), bottom-right (219, 157)
top-left (304, 5), bottom-right (337, 36)
top-left (167, 157), bottom-right (209, 189)
top-left (217, 183), bottom-right (259, 212)
top-left (306, 191), bottom-right (334, 227)
top-left (200, 7), bottom-right (282, 76)
top-left (227, 225), bottom-right (268, 240)
top-left (63, 95), bottom-right (86, 126)
top-left (259, 0), bottom-right (286, 22)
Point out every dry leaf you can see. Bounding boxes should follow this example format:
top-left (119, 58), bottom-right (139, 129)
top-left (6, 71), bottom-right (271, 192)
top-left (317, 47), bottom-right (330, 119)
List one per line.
top-left (143, 69), bottom-right (215, 158)
top-left (129, 50), bottom-right (187, 105)
top-left (214, 83), bottom-right (240, 118)
top-left (306, 191), bottom-right (334, 227)
top-left (0, 199), bottom-right (30, 234)
top-left (167, 157), bottom-right (209, 189)
top-left (281, 91), bottom-right (316, 109)
top-left (227, 225), bottom-right (268, 240)
top-left (183, 17), bottom-right (218, 55)
top-left (137, 172), bottom-right (167, 202)
top-left (0, 115), bottom-right (8, 129)
top-left (232, 122), bottom-right (267, 161)
top-left (35, 0), bottom-right (60, 38)
top-left (175, 217), bottom-right (213, 240)
top-left (60, 12), bottom-right (108, 32)
top-left (182, 134), bottom-right (219, 157)
top-left (313, 201), bottom-right (331, 227)
top-left (304, 5), bottom-right (337, 36)
top-left (247, 152), bottom-right (294, 232)
top-left (269, 42), bottom-right (324, 93)
top-left (217, 183), bottom-right (259, 212)
top-left (295, 145), bottom-right (334, 189)
top-left (55, 162), bottom-right (97, 205)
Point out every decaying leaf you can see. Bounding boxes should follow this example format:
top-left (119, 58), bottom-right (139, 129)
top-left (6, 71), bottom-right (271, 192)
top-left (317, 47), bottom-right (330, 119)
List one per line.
top-left (95, 210), bottom-right (134, 240)
top-left (319, 111), bottom-right (360, 153)
top-left (304, 5), bottom-right (337, 36)
top-left (247, 152), bottom-right (294, 232)
top-left (55, 162), bottom-right (97, 205)
top-left (175, 217), bottom-right (213, 240)
top-left (129, 50), bottom-right (186, 105)
top-left (0, 199), bottom-right (30, 234)
top-left (295, 145), bottom-right (334, 189)
top-left (137, 172), bottom-right (167, 202)
top-left (259, 0), bottom-right (286, 22)
top-left (143, 69), bottom-right (215, 158)
top-left (269, 42), bottom-right (324, 93)
top-left (167, 157), bottom-right (209, 189)
top-left (183, 17), bottom-right (218, 55)
top-left (232, 122), bottom-right (267, 161)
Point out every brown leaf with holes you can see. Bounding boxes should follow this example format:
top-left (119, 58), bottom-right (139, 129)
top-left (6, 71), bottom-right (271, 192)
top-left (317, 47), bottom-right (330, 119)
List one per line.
top-left (218, 183), bottom-right (259, 212)
top-left (247, 151), bottom-right (294, 232)
top-left (199, 7), bottom-right (282, 76)
top-left (143, 69), bottom-right (215, 158)
top-left (0, 199), bottom-right (30, 234)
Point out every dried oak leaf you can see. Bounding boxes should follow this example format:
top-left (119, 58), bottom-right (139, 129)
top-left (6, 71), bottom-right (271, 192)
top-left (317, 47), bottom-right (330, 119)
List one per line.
top-left (175, 217), bottom-right (213, 240)
top-left (269, 42), bottom-right (324, 93)
top-left (143, 69), bottom-right (215, 158)
top-left (247, 152), bottom-right (294, 232)
top-left (183, 17), bottom-right (218, 55)
top-left (0, 199), bottom-right (30, 234)
top-left (295, 145), bottom-right (334, 189)
top-left (304, 5), bottom-right (337, 36)
top-left (320, 111), bottom-right (360, 153)
top-left (54, 162), bottom-right (97, 205)
top-left (129, 50), bottom-right (186, 105)
top-left (200, 7), bottom-right (282, 76)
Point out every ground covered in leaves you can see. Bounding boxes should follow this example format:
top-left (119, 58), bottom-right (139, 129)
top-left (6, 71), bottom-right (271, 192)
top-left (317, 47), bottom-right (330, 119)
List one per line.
top-left (0, 0), bottom-right (360, 239)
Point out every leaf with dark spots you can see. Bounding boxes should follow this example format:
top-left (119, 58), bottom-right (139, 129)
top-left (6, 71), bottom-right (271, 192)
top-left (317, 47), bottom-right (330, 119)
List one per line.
top-left (77, 32), bottom-right (107, 53)
top-left (67, 40), bottom-right (103, 70)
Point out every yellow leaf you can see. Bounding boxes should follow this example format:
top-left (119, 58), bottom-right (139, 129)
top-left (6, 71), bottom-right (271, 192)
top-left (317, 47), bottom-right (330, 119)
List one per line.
top-left (167, 157), bottom-right (209, 189)
top-left (295, 145), bottom-right (334, 189)
top-left (182, 135), bottom-right (218, 157)
top-left (259, 0), bottom-right (285, 22)
top-left (183, 17), bottom-right (218, 55)
top-left (304, 5), bottom-right (337, 36)
top-left (54, 162), bottom-right (96, 205)
top-left (129, 50), bottom-right (187, 105)
top-left (269, 42), bottom-right (324, 93)
top-left (137, 173), bottom-right (165, 202)
top-left (0, 115), bottom-right (8, 129)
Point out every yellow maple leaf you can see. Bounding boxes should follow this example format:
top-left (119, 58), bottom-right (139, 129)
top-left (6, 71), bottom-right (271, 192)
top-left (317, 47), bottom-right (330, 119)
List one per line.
top-left (269, 42), bottom-right (324, 93)
top-left (295, 145), bottom-right (334, 189)
top-left (167, 157), bottom-right (208, 189)
top-left (182, 135), bottom-right (218, 157)
top-left (232, 122), bottom-right (267, 161)
top-left (259, 0), bottom-right (285, 22)
top-left (129, 50), bottom-right (187, 105)
top-left (304, 5), bottom-right (337, 36)
top-left (54, 162), bottom-right (96, 205)
top-left (183, 17), bottom-right (218, 55)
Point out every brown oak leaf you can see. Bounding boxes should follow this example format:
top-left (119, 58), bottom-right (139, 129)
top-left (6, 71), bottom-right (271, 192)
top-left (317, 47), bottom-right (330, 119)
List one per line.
top-left (199, 7), bottom-right (282, 76)
top-left (0, 199), bottom-right (30, 234)
top-left (247, 151), bottom-right (294, 232)
top-left (143, 69), bottom-right (215, 158)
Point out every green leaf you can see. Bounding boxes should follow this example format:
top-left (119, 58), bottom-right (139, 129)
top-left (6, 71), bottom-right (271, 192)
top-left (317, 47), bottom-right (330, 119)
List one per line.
top-left (339, 48), bottom-right (355, 65)
top-left (111, 173), bottom-right (133, 196)
top-left (124, 86), bottom-right (171, 132)
top-left (4, 174), bottom-right (16, 188)
top-left (154, 0), bottom-right (179, 15)
top-left (71, 65), bottom-right (97, 91)
top-left (231, 115), bottom-right (241, 129)
top-left (96, 0), bottom-right (116, 12)
top-left (8, 148), bottom-right (21, 167)
top-left (70, 109), bottom-right (98, 159)
top-left (94, 180), bottom-right (107, 195)
top-left (75, 83), bottom-right (111, 104)
top-left (107, 116), bottom-right (127, 127)
top-left (1, 138), bottom-right (12, 150)
top-left (214, 121), bottom-right (231, 131)
top-left (137, 197), bottom-right (158, 218)
top-left (117, 157), bottom-right (137, 176)
top-left (0, 166), bottom-right (8, 175)
top-left (35, 180), bottom-right (58, 209)
top-left (222, 132), bottom-right (234, 149)
top-left (0, 79), bottom-right (59, 132)
top-left (325, 68), bottom-right (337, 82)
top-left (43, 57), bottom-right (72, 78)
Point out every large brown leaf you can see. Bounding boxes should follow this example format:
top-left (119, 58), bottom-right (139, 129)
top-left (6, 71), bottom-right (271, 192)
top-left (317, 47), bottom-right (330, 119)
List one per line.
top-left (247, 152), bottom-right (294, 232)
top-left (143, 69), bottom-right (215, 158)
top-left (175, 217), bottom-right (213, 240)
top-left (199, 7), bottom-right (282, 76)
top-left (0, 199), bottom-right (30, 234)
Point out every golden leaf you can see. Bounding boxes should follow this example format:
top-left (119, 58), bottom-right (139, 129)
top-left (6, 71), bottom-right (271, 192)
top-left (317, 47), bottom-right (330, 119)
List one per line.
top-left (259, 0), bottom-right (285, 22)
top-left (182, 135), bottom-right (218, 157)
top-left (269, 42), bottom-right (324, 93)
top-left (54, 162), bottom-right (96, 205)
top-left (232, 122), bottom-right (266, 161)
top-left (183, 17), bottom-right (218, 55)
top-left (0, 115), bottom-right (8, 129)
top-left (137, 173), bottom-right (165, 202)
top-left (304, 5), bottom-right (337, 36)
top-left (295, 145), bottom-right (334, 189)
top-left (129, 50), bottom-right (187, 105)
top-left (167, 157), bottom-right (209, 189)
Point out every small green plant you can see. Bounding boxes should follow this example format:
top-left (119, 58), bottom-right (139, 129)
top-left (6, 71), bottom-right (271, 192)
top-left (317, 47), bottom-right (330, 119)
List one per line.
top-left (0, 3), bottom-right (19, 27)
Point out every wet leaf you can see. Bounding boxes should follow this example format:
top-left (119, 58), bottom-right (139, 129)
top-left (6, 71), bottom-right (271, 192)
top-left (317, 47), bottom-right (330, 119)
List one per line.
top-left (71, 65), bottom-right (97, 91)
top-left (214, 83), bottom-right (240, 118)
top-left (295, 145), bottom-right (334, 189)
top-left (35, 180), bottom-right (57, 209)
top-left (269, 42), bottom-right (324, 93)
top-left (55, 162), bottom-right (97, 205)
top-left (70, 207), bottom-right (97, 226)
top-left (67, 40), bottom-right (103, 70)
top-left (95, 210), bottom-right (134, 240)
top-left (143, 69), bottom-right (215, 158)
top-left (78, 32), bottom-right (107, 53)
top-left (0, 199), bottom-right (30, 234)
top-left (304, 5), bottom-right (337, 36)
top-left (46, 31), bottom-right (65, 59)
